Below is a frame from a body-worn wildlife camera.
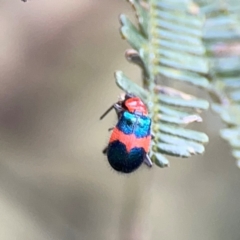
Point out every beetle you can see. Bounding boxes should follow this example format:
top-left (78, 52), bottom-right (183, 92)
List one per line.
top-left (100, 93), bottom-right (152, 173)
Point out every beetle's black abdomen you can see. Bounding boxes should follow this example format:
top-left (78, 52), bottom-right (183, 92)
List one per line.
top-left (107, 140), bottom-right (145, 173)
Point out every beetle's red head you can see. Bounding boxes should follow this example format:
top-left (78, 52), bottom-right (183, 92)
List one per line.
top-left (122, 93), bottom-right (148, 115)
top-left (100, 93), bottom-right (148, 120)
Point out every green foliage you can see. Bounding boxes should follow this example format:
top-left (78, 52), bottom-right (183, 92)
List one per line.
top-left (112, 0), bottom-right (240, 168)
top-left (115, 0), bottom-right (210, 168)
top-left (195, 0), bottom-right (240, 167)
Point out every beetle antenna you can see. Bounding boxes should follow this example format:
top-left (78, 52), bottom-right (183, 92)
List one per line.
top-left (100, 105), bottom-right (114, 120)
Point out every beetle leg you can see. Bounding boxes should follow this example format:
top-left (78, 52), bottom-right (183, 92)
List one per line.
top-left (108, 127), bottom-right (114, 131)
top-left (113, 103), bottom-right (123, 113)
top-left (151, 133), bottom-right (155, 140)
top-left (113, 103), bottom-right (124, 119)
top-left (102, 146), bottom-right (108, 155)
top-left (143, 154), bottom-right (153, 168)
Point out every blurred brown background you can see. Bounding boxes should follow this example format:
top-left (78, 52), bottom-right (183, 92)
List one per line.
top-left (0, 1), bottom-right (240, 240)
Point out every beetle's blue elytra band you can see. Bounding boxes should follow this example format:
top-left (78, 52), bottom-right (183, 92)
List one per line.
top-left (116, 112), bottom-right (151, 138)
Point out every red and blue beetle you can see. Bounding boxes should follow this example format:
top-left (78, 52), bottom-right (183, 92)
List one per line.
top-left (100, 93), bottom-right (152, 173)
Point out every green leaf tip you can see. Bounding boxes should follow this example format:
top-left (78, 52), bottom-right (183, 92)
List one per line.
top-left (115, 71), bottom-right (148, 101)
top-left (151, 153), bottom-right (170, 168)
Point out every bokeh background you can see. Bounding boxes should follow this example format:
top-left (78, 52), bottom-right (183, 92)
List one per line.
top-left (0, 1), bottom-right (240, 240)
